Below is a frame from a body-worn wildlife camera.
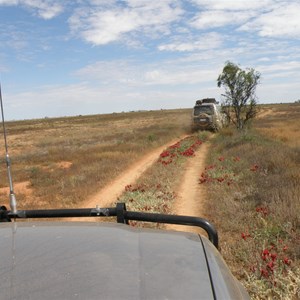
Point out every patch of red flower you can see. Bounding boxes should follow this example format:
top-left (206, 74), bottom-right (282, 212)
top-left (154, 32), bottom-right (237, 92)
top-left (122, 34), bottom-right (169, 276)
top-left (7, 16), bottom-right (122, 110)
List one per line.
top-left (199, 172), bottom-right (213, 184)
top-left (261, 248), bottom-right (270, 261)
top-left (256, 206), bottom-right (269, 217)
top-left (160, 150), bottom-right (171, 158)
top-left (199, 161), bottom-right (236, 186)
top-left (124, 184), bottom-right (146, 192)
top-left (250, 164), bottom-right (259, 171)
top-left (241, 232), bottom-right (251, 240)
top-left (158, 136), bottom-right (203, 165)
top-left (181, 148), bottom-right (195, 156)
top-left (283, 257), bottom-right (291, 265)
top-left (125, 184), bottom-right (132, 192)
top-left (270, 253), bottom-right (277, 261)
top-left (160, 159), bottom-right (173, 165)
top-left (259, 248), bottom-right (277, 278)
top-left (205, 165), bottom-right (216, 171)
top-left (243, 212), bottom-right (293, 285)
top-left (247, 242), bottom-right (293, 283)
top-left (260, 268), bottom-right (269, 278)
top-left (191, 140), bottom-right (202, 149)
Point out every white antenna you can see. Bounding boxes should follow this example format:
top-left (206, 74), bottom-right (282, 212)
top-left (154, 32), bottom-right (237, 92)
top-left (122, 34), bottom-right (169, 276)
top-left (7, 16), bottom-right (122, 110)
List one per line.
top-left (0, 83), bottom-right (17, 214)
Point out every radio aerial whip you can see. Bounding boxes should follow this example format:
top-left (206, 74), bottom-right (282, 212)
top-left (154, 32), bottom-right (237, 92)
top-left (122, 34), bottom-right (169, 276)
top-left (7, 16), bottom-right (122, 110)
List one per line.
top-left (0, 83), bottom-right (17, 215)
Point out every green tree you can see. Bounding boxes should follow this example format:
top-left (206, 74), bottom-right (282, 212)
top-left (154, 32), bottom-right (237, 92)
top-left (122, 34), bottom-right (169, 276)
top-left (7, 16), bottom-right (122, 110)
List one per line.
top-left (217, 61), bottom-right (261, 130)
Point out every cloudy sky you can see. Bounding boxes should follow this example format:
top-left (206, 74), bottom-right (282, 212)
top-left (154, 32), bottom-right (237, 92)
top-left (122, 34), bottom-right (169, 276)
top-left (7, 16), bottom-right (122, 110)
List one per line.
top-left (0, 0), bottom-right (299, 120)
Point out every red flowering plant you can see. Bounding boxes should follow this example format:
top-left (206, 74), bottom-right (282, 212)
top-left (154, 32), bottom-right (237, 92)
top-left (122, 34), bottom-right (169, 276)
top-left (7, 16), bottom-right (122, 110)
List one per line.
top-left (199, 155), bottom-right (241, 185)
top-left (250, 242), bottom-right (293, 287)
top-left (239, 206), bottom-right (294, 290)
top-left (199, 156), bottom-right (264, 187)
top-left (158, 136), bottom-right (203, 165)
top-left (250, 164), bottom-right (259, 172)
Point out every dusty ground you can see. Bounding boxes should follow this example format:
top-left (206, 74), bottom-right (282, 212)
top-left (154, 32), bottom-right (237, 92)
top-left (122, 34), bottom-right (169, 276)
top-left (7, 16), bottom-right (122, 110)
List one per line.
top-left (257, 107), bottom-right (273, 119)
top-left (167, 142), bottom-right (209, 234)
top-left (0, 181), bottom-right (33, 198)
top-left (70, 136), bottom-right (209, 233)
top-left (78, 140), bottom-right (186, 209)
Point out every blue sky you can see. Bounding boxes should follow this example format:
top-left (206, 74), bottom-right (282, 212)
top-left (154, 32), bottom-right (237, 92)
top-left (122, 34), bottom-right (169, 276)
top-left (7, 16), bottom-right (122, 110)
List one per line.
top-left (0, 0), bottom-right (300, 120)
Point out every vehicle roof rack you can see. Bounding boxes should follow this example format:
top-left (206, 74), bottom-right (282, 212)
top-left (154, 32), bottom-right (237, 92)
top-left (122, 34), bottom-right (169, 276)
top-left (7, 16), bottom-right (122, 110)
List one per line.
top-left (195, 98), bottom-right (219, 105)
top-left (0, 202), bottom-right (219, 248)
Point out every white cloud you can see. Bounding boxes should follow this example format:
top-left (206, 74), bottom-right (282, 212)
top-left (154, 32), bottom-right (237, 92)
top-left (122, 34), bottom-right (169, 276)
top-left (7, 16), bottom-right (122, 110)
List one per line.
top-left (74, 60), bottom-right (143, 86)
top-left (68, 2), bottom-right (183, 45)
top-left (0, 0), bottom-right (63, 19)
top-left (75, 58), bottom-right (219, 87)
top-left (190, 10), bottom-right (254, 29)
top-left (190, 0), bottom-right (273, 11)
top-left (239, 2), bottom-right (300, 38)
top-left (158, 32), bottom-right (223, 52)
top-left (79, 10), bottom-right (138, 45)
top-left (143, 68), bottom-right (217, 85)
top-left (257, 61), bottom-right (300, 73)
top-left (189, 0), bottom-right (300, 39)
top-left (257, 81), bottom-right (300, 102)
top-left (5, 79), bottom-right (219, 120)
top-left (5, 83), bottom-right (116, 119)
top-left (258, 57), bottom-right (271, 62)
top-left (188, 0), bottom-right (276, 30)
top-left (0, 0), bottom-right (18, 4)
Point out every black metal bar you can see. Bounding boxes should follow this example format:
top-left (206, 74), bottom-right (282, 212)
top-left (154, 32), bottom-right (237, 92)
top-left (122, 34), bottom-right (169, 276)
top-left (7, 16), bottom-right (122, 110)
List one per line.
top-left (116, 203), bottom-right (129, 224)
top-left (0, 206), bottom-right (11, 222)
top-left (123, 211), bottom-right (219, 248)
top-left (8, 208), bottom-right (116, 219)
top-left (1, 203), bottom-right (218, 248)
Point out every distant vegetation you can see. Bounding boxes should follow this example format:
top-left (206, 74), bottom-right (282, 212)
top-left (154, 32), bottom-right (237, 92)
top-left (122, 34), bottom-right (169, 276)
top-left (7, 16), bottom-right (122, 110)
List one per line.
top-left (217, 61), bottom-right (261, 130)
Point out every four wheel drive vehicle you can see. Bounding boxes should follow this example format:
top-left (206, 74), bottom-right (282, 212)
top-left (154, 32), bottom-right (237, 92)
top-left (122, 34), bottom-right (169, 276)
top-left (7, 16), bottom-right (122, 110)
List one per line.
top-left (192, 98), bottom-right (228, 132)
top-left (0, 204), bottom-right (250, 300)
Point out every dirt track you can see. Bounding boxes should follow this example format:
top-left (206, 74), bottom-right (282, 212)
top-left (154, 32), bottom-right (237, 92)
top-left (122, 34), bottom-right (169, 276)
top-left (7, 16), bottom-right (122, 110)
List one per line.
top-left (78, 137), bottom-right (187, 209)
top-left (74, 137), bottom-right (209, 233)
top-left (168, 142), bottom-right (209, 234)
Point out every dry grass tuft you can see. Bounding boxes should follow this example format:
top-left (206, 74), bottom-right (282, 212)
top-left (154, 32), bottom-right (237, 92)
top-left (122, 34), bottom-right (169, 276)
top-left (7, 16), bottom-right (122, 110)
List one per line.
top-left (256, 103), bottom-right (300, 148)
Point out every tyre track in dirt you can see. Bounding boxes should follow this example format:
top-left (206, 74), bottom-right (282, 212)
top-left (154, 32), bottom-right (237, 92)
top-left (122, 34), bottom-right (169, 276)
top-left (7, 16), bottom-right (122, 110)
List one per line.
top-left (70, 136), bottom-right (188, 221)
top-left (166, 141), bottom-right (210, 235)
top-left (71, 135), bottom-right (209, 227)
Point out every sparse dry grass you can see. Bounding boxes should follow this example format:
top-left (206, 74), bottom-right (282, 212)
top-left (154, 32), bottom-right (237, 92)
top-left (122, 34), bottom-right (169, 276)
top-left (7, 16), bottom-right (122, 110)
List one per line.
top-left (256, 103), bottom-right (300, 148)
top-left (203, 103), bottom-right (300, 299)
top-left (0, 109), bottom-right (191, 208)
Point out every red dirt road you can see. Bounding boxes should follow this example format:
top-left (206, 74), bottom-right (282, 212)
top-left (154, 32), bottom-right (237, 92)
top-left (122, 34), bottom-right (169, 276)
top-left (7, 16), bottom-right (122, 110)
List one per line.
top-left (79, 137), bottom-right (187, 209)
top-left (168, 142), bottom-right (209, 234)
top-left (72, 136), bottom-right (209, 231)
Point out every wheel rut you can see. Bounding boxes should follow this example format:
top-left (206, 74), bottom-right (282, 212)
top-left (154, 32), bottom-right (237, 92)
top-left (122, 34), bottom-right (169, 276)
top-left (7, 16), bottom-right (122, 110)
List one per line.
top-left (71, 135), bottom-right (209, 227)
top-left (167, 142), bottom-right (209, 235)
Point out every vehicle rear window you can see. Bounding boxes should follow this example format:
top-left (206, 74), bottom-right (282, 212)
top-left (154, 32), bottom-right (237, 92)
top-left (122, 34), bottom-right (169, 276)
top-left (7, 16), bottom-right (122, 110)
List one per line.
top-left (194, 106), bottom-right (213, 115)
